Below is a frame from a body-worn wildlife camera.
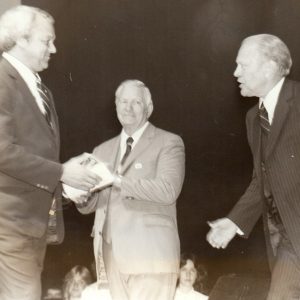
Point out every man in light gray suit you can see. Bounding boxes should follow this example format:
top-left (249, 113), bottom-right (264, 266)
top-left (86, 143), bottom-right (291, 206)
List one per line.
top-left (78, 79), bottom-right (185, 300)
top-left (207, 34), bottom-right (300, 299)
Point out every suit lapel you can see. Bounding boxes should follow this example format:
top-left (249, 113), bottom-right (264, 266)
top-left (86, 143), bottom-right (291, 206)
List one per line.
top-left (4, 60), bottom-right (60, 150)
top-left (120, 123), bottom-right (155, 175)
top-left (110, 135), bottom-right (121, 172)
top-left (266, 80), bottom-right (293, 159)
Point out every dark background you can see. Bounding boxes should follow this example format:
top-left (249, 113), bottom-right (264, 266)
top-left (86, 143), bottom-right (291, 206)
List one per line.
top-left (19, 0), bottom-right (300, 293)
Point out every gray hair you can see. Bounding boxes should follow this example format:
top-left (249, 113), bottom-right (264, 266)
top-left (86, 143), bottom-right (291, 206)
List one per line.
top-left (242, 34), bottom-right (292, 77)
top-left (115, 79), bottom-right (153, 108)
top-left (0, 5), bottom-right (54, 52)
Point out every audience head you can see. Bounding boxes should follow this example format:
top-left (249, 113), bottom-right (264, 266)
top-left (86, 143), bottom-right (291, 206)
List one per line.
top-left (178, 253), bottom-right (208, 293)
top-left (62, 265), bottom-right (93, 300)
top-left (115, 79), bottom-right (153, 135)
top-left (0, 5), bottom-right (56, 72)
top-left (234, 34), bottom-right (292, 98)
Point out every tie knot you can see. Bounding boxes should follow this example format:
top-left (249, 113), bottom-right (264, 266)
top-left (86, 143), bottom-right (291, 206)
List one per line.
top-left (35, 73), bottom-right (41, 84)
top-left (126, 137), bottom-right (134, 146)
top-left (259, 103), bottom-right (269, 118)
top-left (259, 102), bottom-right (271, 133)
top-left (259, 102), bottom-right (266, 110)
top-left (119, 137), bottom-right (134, 166)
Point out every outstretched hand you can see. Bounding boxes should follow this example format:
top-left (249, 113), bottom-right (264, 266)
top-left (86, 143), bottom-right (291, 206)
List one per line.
top-left (206, 218), bottom-right (238, 249)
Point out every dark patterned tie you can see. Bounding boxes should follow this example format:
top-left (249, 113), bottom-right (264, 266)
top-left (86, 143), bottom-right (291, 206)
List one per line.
top-left (259, 102), bottom-right (271, 133)
top-left (36, 77), bottom-right (54, 131)
top-left (259, 103), bottom-right (282, 228)
top-left (120, 137), bottom-right (134, 166)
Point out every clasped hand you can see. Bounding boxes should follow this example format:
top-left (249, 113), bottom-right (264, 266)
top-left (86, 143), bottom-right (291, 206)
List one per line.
top-left (61, 153), bottom-right (102, 191)
top-left (206, 218), bottom-right (238, 249)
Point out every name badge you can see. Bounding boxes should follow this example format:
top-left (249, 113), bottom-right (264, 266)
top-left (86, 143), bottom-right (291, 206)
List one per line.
top-left (135, 162), bottom-right (143, 169)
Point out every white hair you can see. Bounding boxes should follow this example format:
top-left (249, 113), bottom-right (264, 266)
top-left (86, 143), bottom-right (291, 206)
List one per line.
top-left (242, 34), bottom-right (292, 76)
top-left (0, 5), bottom-right (54, 52)
top-left (115, 79), bottom-right (153, 107)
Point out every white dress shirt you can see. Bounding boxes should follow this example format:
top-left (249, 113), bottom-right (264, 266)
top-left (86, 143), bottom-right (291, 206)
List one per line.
top-left (259, 77), bottom-right (285, 124)
top-left (2, 52), bottom-right (47, 115)
top-left (119, 121), bottom-right (150, 163)
top-left (174, 287), bottom-right (208, 300)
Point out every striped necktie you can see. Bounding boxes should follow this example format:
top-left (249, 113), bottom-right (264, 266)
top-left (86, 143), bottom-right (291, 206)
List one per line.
top-left (36, 77), bottom-right (54, 131)
top-left (120, 137), bottom-right (134, 166)
top-left (259, 103), bottom-right (271, 134)
top-left (259, 103), bottom-right (281, 225)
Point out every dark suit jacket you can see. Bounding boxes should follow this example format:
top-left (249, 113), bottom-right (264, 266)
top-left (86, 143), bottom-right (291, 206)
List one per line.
top-left (0, 58), bottom-right (64, 241)
top-left (228, 78), bottom-right (300, 257)
top-left (78, 123), bottom-right (185, 274)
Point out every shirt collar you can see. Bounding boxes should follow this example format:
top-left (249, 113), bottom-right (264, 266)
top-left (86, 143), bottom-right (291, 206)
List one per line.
top-left (2, 52), bottom-right (37, 86)
top-left (120, 121), bottom-right (149, 150)
top-left (2, 52), bottom-right (48, 115)
top-left (259, 77), bottom-right (285, 124)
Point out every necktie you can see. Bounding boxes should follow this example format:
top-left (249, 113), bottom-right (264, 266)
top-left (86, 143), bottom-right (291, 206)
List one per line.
top-left (259, 103), bottom-right (271, 133)
top-left (36, 77), bottom-right (54, 131)
top-left (259, 103), bottom-right (282, 228)
top-left (120, 137), bottom-right (134, 166)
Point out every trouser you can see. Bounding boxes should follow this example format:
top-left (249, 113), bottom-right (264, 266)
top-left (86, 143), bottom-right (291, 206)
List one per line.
top-left (266, 232), bottom-right (300, 300)
top-left (265, 209), bottom-right (300, 300)
top-left (0, 233), bottom-right (47, 300)
top-left (102, 240), bottom-right (177, 300)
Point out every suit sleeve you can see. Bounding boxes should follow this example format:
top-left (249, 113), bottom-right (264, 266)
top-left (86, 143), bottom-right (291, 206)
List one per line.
top-left (120, 134), bottom-right (185, 205)
top-left (0, 78), bottom-right (62, 193)
top-left (227, 169), bottom-right (263, 237)
top-left (227, 110), bottom-right (263, 237)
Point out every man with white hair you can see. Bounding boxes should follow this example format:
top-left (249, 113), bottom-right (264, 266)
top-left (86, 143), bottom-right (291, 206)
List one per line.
top-left (78, 79), bottom-right (185, 300)
top-left (207, 34), bottom-right (300, 299)
top-left (0, 5), bottom-right (100, 300)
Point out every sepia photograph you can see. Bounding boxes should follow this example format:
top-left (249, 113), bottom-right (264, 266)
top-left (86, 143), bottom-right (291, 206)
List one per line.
top-left (1, 0), bottom-right (300, 299)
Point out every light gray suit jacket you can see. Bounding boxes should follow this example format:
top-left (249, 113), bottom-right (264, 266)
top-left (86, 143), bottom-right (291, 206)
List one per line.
top-left (78, 123), bottom-right (185, 274)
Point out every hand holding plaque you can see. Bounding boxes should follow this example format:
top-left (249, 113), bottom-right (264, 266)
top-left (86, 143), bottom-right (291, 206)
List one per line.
top-left (62, 153), bottom-right (114, 202)
top-left (80, 154), bottom-right (115, 192)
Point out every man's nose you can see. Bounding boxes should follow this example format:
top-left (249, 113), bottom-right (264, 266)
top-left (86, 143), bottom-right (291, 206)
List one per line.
top-left (233, 65), bottom-right (240, 77)
top-left (124, 102), bottom-right (133, 111)
top-left (49, 41), bottom-right (57, 54)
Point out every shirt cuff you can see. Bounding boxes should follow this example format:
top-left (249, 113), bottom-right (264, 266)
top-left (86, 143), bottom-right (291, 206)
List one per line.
top-left (236, 227), bottom-right (244, 236)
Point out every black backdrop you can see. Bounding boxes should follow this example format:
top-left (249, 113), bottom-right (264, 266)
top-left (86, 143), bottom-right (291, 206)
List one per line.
top-left (22, 0), bottom-right (300, 292)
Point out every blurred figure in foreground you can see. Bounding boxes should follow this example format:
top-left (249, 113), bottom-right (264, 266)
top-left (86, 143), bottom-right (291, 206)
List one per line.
top-left (174, 253), bottom-right (208, 300)
top-left (62, 265), bottom-right (92, 300)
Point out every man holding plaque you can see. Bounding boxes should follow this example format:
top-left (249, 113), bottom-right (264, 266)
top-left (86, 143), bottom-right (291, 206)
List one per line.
top-left (77, 79), bottom-right (185, 300)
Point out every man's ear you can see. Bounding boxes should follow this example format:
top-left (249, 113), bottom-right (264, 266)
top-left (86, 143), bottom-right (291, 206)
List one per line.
top-left (265, 60), bottom-right (278, 79)
top-left (147, 103), bottom-right (154, 118)
top-left (16, 37), bottom-right (29, 49)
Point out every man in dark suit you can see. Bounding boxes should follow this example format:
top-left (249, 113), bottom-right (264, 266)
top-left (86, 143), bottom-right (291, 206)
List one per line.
top-left (0, 6), bottom-right (100, 300)
top-left (207, 34), bottom-right (300, 299)
top-left (77, 80), bottom-right (185, 300)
